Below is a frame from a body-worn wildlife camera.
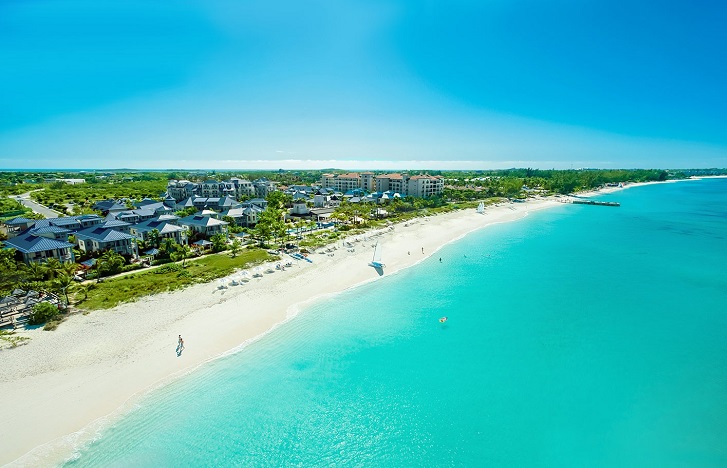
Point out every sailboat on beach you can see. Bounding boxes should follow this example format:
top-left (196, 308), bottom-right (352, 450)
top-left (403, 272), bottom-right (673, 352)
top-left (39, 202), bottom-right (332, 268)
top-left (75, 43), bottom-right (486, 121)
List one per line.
top-left (369, 241), bottom-right (385, 269)
top-left (476, 202), bottom-right (485, 214)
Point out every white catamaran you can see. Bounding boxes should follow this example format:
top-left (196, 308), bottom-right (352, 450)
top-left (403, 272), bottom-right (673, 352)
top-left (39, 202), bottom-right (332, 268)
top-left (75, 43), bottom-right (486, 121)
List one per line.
top-left (476, 201), bottom-right (485, 214)
top-left (369, 241), bottom-right (385, 268)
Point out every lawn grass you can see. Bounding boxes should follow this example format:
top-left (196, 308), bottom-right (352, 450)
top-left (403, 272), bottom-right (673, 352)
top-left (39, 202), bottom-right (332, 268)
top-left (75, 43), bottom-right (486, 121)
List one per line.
top-left (76, 249), bottom-right (275, 310)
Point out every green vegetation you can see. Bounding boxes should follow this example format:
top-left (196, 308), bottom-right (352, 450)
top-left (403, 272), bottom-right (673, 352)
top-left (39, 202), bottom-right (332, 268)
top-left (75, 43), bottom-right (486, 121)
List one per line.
top-left (75, 249), bottom-right (275, 310)
top-left (0, 330), bottom-right (30, 348)
top-left (29, 302), bottom-right (60, 326)
top-left (0, 197), bottom-right (41, 222)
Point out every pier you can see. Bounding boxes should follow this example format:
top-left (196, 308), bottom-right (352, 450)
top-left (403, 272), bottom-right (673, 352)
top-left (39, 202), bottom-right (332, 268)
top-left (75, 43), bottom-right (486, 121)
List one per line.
top-left (558, 198), bottom-right (620, 207)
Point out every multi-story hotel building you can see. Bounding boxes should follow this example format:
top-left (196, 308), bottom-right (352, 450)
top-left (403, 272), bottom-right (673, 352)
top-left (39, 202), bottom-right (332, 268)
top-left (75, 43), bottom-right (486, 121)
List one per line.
top-left (322, 172), bottom-right (444, 197)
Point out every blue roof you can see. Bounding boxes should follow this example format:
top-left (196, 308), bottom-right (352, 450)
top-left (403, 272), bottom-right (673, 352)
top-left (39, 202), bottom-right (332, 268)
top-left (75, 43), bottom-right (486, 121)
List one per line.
top-left (4, 217), bottom-right (35, 226)
top-left (179, 215), bottom-right (228, 227)
top-left (100, 220), bottom-right (131, 228)
top-left (29, 225), bottom-right (71, 235)
top-left (4, 233), bottom-right (74, 253)
top-left (75, 227), bottom-right (135, 242)
top-left (49, 217), bottom-right (81, 227)
top-left (132, 219), bottom-right (183, 235)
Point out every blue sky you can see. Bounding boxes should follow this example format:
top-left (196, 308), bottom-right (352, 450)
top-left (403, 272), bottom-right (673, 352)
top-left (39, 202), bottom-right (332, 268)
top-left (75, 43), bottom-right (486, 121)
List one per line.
top-left (1, 0), bottom-right (725, 170)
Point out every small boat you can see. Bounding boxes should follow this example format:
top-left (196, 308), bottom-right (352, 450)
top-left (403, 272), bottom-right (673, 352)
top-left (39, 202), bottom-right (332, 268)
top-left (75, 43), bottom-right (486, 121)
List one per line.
top-left (368, 241), bottom-right (385, 268)
top-left (439, 316), bottom-right (448, 323)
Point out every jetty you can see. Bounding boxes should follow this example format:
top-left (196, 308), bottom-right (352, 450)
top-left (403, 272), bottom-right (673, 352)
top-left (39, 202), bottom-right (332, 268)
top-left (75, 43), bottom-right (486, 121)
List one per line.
top-left (558, 198), bottom-right (620, 207)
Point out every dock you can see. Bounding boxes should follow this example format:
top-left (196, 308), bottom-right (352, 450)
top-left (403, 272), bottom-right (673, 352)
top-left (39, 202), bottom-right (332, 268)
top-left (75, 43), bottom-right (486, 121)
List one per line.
top-left (560, 198), bottom-right (620, 207)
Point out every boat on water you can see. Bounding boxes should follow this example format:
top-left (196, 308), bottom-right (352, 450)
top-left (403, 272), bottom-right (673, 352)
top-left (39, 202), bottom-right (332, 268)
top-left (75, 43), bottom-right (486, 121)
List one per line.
top-left (476, 202), bottom-right (485, 214)
top-left (368, 241), bottom-right (385, 268)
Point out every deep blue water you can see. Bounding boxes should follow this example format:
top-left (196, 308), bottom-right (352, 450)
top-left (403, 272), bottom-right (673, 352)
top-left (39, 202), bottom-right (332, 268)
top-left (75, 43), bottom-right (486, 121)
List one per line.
top-left (68, 179), bottom-right (727, 467)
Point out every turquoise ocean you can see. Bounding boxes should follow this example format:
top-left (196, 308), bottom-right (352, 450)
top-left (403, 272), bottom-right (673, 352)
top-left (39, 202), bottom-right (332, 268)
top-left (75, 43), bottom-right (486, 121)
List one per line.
top-left (68, 179), bottom-right (727, 467)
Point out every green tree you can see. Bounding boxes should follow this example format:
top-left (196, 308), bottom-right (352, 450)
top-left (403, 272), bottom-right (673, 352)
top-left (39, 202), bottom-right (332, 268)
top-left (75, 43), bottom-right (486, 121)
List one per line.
top-left (26, 262), bottom-right (47, 281)
top-left (44, 258), bottom-right (63, 280)
top-left (0, 248), bottom-right (29, 295)
top-left (254, 208), bottom-right (284, 247)
top-left (210, 233), bottom-right (228, 252)
top-left (266, 191), bottom-right (291, 210)
top-left (148, 229), bottom-right (161, 249)
top-left (170, 244), bottom-right (192, 266)
top-left (229, 238), bottom-right (242, 257)
top-left (98, 251), bottom-right (125, 277)
top-left (160, 238), bottom-right (178, 257)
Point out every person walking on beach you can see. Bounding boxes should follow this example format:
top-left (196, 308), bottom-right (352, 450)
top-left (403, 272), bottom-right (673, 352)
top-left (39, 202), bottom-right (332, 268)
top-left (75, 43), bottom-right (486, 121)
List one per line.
top-left (421, 247), bottom-right (424, 254)
top-left (177, 335), bottom-right (185, 355)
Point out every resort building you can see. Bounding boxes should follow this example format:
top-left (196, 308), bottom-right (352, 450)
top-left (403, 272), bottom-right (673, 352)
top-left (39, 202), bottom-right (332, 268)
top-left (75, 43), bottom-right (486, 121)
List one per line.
top-left (43, 178), bottom-right (86, 185)
top-left (220, 205), bottom-right (263, 227)
top-left (407, 175), bottom-right (445, 198)
top-left (130, 219), bottom-right (187, 245)
top-left (92, 199), bottom-right (129, 215)
top-left (375, 173), bottom-right (444, 197)
top-left (198, 180), bottom-right (236, 199)
top-left (1, 217), bottom-right (37, 239)
top-left (228, 177), bottom-right (256, 198)
top-left (75, 227), bottom-right (137, 256)
top-left (178, 215), bottom-right (229, 238)
top-left (252, 178), bottom-right (277, 198)
top-left (320, 173), bottom-right (363, 193)
top-left (320, 172), bottom-right (443, 198)
top-left (3, 232), bottom-right (75, 264)
top-left (167, 178), bottom-right (272, 202)
top-left (167, 180), bottom-right (199, 202)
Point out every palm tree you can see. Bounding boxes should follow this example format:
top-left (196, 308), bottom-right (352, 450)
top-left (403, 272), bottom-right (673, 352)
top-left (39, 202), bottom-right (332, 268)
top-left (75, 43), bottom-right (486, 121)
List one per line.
top-left (160, 238), bottom-right (178, 257)
top-left (171, 244), bottom-right (192, 266)
top-left (75, 283), bottom-right (90, 303)
top-left (61, 262), bottom-right (79, 277)
top-left (45, 258), bottom-right (63, 280)
top-left (55, 274), bottom-right (74, 307)
top-left (99, 250), bottom-right (125, 277)
top-left (148, 229), bottom-right (161, 249)
top-left (26, 262), bottom-right (47, 281)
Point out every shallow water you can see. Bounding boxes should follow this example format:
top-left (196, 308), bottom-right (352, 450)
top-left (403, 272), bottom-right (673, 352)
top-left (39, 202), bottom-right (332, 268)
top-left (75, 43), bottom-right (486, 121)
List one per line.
top-left (69, 179), bottom-right (727, 467)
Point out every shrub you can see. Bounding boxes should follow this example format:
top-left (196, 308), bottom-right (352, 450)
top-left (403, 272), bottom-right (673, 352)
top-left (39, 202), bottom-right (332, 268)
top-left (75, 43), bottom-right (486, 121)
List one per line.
top-left (29, 302), bottom-right (60, 325)
top-left (154, 264), bottom-right (182, 274)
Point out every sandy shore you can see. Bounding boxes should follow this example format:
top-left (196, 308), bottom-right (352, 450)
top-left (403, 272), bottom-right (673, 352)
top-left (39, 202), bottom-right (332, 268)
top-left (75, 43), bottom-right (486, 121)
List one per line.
top-left (0, 180), bottom-right (680, 465)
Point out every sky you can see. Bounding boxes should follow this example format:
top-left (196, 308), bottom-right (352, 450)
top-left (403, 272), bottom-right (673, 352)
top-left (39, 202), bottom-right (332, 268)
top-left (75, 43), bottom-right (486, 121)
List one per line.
top-left (1, 0), bottom-right (725, 170)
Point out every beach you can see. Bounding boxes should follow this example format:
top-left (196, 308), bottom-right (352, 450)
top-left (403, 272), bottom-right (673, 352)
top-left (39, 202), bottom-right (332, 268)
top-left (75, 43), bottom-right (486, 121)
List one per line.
top-left (0, 182), bottom-right (670, 465)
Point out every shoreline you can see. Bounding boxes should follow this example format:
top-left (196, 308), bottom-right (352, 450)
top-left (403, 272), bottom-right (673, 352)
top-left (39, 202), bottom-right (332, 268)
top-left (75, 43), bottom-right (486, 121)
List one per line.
top-left (0, 179), bottom-right (681, 466)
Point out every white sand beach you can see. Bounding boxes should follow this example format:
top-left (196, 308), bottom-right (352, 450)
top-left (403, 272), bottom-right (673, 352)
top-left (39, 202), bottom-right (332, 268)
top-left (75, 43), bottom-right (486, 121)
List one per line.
top-left (0, 183), bottom-right (656, 465)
